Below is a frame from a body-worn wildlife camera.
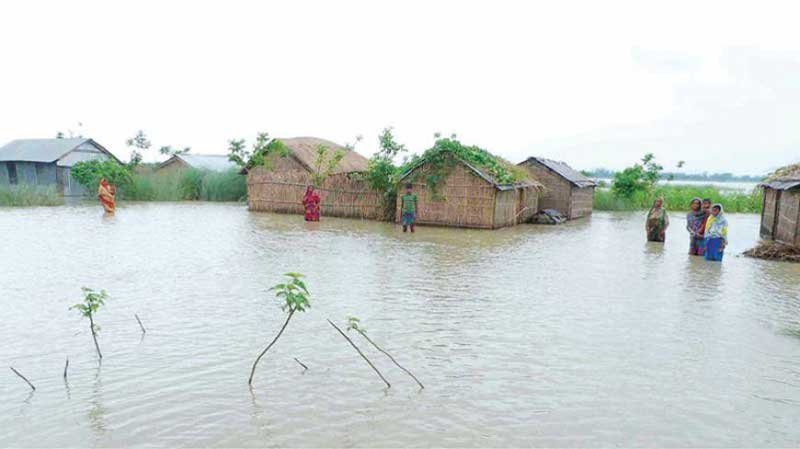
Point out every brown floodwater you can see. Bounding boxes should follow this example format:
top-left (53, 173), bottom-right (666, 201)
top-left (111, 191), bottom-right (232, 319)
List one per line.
top-left (1, 202), bottom-right (799, 447)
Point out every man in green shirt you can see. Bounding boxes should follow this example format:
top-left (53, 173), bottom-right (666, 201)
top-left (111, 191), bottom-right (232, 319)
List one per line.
top-left (400, 183), bottom-right (417, 233)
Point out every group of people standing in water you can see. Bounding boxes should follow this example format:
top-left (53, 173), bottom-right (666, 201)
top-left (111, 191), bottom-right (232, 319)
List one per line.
top-left (646, 197), bottom-right (729, 261)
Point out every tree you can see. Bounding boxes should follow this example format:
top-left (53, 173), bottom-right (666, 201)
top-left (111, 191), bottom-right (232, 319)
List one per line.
top-left (159, 145), bottom-right (191, 156)
top-left (612, 153), bottom-right (663, 198)
top-left (311, 144), bottom-right (345, 186)
top-left (248, 272), bottom-right (311, 386)
top-left (126, 130), bottom-right (151, 166)
top-left (366, 127), bottom-right (408, 218)
top-left (70, 288), bottom-right (109, 359)
top-left (70, 160), bottom-right (132, 190)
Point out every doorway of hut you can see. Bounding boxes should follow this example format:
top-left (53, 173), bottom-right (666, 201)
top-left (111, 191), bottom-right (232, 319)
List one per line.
top-left (517, 189), bottom-right (526, 225)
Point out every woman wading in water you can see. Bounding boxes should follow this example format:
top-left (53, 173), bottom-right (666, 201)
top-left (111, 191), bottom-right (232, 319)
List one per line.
top-left (302, 186), bottom-right (320, 222)
top-left (686, 197), bottom-right (707, 255)
top-left (645, 197), bottom-right (669, 242)
top-left (704, 204), bottom-right (729, 262)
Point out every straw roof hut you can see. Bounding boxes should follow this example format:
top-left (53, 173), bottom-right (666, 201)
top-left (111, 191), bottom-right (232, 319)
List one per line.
top-left (397, 148), bottom-right (541, 229)
top-left (245, 137), bottom-right (385, 220)
top-left (759, 163), bottom-right (800, 247)
top-left (157, 154), bottom-right (237, 175)
top-left (518, 157), bottom-right (597, 220)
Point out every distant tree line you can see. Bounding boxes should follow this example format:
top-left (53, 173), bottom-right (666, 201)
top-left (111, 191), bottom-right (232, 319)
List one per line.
top-left (582, 167), bottom-right (764, 182)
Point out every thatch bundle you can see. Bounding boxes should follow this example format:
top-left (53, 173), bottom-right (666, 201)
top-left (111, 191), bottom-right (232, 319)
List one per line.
top-left (767, 163), bottom-right (800, 182)
top-left (744, 241), bottom-right (800, 263)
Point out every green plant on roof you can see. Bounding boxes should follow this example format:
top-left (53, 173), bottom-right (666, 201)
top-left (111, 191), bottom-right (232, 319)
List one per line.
top-left (400, 135), bottom-right (527, 196)
top-left (70, 287), bottom-right (109, 359)
top-left (228, 132), bottom-right (290, 171)
top-left (248, 272), bottom-right (311, 386)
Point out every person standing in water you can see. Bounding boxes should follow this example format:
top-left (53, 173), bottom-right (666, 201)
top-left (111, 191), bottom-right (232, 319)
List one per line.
top-left (400, 183), bottom-right (417, 233)
top-left (704, 204), bottom-right (728, 262)
top-left (302, 185), bottom-right (320, 222)
top-left (645, 197), bottom-right (669, 242)
top-left (686, 198), bottom-right (706, 255)
top-left (97, 178), bottom-right (116, 214)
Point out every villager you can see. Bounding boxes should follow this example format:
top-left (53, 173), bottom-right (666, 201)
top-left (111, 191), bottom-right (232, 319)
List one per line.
top-left (400, 184), bottom-right (417, 233)
top-left (97, 178), bottom-right (116, 214)
top-left (645, 197), bottom-right (669, 242)
top-left (686, 197), bottom-right (707, 255)
top-left (302, 186), bottom-right (320, 222)
top-left (704, 204), bottom-right (728, 262)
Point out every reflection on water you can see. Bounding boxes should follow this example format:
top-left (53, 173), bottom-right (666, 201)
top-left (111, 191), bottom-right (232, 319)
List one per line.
top-left (0, 203), bottom-right (799, 447)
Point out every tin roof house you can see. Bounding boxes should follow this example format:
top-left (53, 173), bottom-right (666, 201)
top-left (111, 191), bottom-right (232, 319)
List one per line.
top-left (0, 138), bottom-right (121, 196)
top-left (759, 164), bottom-right (800, 247)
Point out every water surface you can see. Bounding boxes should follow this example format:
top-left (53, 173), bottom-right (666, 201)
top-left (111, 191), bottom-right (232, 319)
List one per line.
top-left (1, 203), bottom-right (799, 447)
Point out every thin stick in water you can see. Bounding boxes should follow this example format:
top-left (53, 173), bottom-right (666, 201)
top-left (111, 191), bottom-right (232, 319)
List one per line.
top-left (357, 330), bottom-right (424, 389)
top-left (135, 314), bottom-right (146, 334)
top-left (294, 357), bottom-right (309, 371)
top-left (10, 367), bottom-right (36, 391)
top-left (63, 357), bottom-right (69, 380)
top-left (327, 319), bottom-right (390, 389)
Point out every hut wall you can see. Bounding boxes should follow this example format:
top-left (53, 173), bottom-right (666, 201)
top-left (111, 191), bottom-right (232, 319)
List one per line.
top-left (569, 186), bottom-right (594, 219)
top-left (493, 186), bottom-right (539, 228)
top-left (156, 160), bottom-right (189, 176)
top-left (398, 162), bottom-right (496, 228)
top-left (775, 189), bottom-right (800, 246)
top-left (521, 161), bottom-right (572, 214)
top-left (0, 162), bottom-right (9, 185)
top-left (246, 164), bottom-right (384, 220)
top-left (761, 188), bottom-right (779, 239)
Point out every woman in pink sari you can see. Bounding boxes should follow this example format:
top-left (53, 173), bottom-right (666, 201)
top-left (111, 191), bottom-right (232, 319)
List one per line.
top-left (98, 178), bottom-right (116, 214)
top-left (302, 186), bottom-right (320, 221)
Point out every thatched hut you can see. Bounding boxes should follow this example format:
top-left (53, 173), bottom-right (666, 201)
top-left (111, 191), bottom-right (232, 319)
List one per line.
top-left (245, 137), bottom-right (385, 220)
top-left (518, 157), bottom-right (596, 220)
top-left (759, 164), bottom-right (800, 247)
top-left (396, 142), bottom-right (541, 229)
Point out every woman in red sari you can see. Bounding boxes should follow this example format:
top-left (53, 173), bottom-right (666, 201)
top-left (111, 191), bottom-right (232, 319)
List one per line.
top-left (98, 178), bottom-right (116, 214)
top-left (302, 186), bottom-right (320, 221)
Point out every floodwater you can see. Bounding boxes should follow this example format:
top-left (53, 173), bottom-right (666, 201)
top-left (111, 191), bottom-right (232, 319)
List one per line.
top-left (1, 203), bottom-right (799, 448)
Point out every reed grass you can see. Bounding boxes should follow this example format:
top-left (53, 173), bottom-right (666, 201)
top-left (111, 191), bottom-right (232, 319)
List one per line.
top-left (123, 168), bottom-right (246, 202)
top-left (0, 185), bottom-right (63, 207)
top-left (594, 185), bottom-right (762, 213)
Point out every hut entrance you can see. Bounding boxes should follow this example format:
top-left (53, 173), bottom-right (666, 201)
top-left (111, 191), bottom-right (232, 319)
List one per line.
top-left (762, 189), bottom-right (781, 239)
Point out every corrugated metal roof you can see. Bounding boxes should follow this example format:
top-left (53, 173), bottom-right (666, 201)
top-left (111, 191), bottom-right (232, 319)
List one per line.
top-left (276, 137), bottom-right (369, 174)
top-left (760, 180), bottom-right (800, 190)
top-left (172, 154), bottom-right (237, 172)
top-left (521, 156), bottom-right (597, 188)
top-left (0, 138), bottom-right (89, 162)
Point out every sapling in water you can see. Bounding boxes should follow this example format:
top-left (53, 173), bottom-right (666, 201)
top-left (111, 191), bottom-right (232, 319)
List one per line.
top-left (347, 317), bottom-right (424, 389)
top-left (248, 272), bottom-right (310, 386)
top-left (70, 288), bottom-right (108, 359)
top-left (328, 319), bottom-right (391, 389)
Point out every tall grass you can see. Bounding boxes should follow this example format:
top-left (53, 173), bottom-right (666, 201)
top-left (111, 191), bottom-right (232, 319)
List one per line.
top-left (122, 168), bottom-right (247, 202)
top-left (0, 185), bottom-right (63, 207)
top-left (594, 185), bottom-right (762, 213)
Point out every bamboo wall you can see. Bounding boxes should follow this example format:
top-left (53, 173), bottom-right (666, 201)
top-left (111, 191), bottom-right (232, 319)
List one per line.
top-left (569, 186), bottom-right (595, 219)
top-left (761, 188), bottom-right (779, 239)
top-left (494, 187), bottom-right (539, 228)
top-left (398, 162), bottom-right (498, 228)
top-left (775, 190), bottom-right (800, 246)
top-left (246, 162), bottom-right (384, 220)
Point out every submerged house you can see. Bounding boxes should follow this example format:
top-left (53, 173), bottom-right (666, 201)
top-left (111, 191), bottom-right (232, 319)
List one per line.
top-left (759, 164), bottom-right (800, 247)
top-left (397, 150), bottom-right (540, 229)
top-left (518, 157), bottom-right (596, 220)
top-left (157, 154), bottom-right (237, 174)
top-left (0, 138), bottom-right (121, 196)
top-left (245, 137), bottom-right (385, 219)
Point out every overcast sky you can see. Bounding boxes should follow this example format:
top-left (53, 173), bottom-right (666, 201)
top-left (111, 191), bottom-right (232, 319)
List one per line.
top-left (1, 1), bottom-right (798, 175)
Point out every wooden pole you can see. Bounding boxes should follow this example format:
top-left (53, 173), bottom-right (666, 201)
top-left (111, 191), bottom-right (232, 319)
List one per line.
top-left (356, 329), bottom-right (424, 389)
top-left (135, 314), bottom-right (146, 334)
top-left (327, 319), bottom-right (390, 389)
top-left (63, 357), bottom-right (69, 380)
top-left (10, 367), bottom-right (35, 391)
top-left (294, 358), bottom-right (309, 371)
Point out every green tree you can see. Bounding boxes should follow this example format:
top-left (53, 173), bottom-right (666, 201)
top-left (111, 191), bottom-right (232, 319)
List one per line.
top-left (248, 273), bottom-right (311, 386)
top-left (612, 153), bottom-right (663, 198)
top-left (71, 160), bottom-right (132, 191)
top-left (70, 288), bottom-right (109, 359)
top-left (126, 130), bottom-right (151, 166)
top-left (366, 127), bottom-right (407, 218)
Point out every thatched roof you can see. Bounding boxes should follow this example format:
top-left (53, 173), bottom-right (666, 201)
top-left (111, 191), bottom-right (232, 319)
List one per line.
top-left (400, 153), bottom-right (542, 191)
top-left (762, 163), bottom-right (800, 190)
top-left (160, 154), bottom-right (237, 172)
top-left (275, 137), bottom-right (368, 174)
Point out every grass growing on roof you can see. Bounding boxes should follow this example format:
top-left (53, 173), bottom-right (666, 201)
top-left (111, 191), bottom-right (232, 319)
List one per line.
top-left (401, 136), bottom-right (528, 194)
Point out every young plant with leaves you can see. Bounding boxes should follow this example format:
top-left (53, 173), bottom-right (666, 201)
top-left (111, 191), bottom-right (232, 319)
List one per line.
top-left (328, 318), bottom-right (391, 389)
top-left (365, 127), bottom-right (408, 218)
top-left (311, 144), bottom-right (345, 187)
top-left (347, 317), bottom-right (424, 389)
top-left (248, 272), bottom-right (311, 386)
top-left (70, 288), bottom-right (109, 359)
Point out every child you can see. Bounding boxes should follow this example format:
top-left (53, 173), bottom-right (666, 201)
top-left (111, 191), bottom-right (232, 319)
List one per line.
top-left (400, 183), bottom-right (417, 233)
top-left (704, 204), bottom-right (728, 262)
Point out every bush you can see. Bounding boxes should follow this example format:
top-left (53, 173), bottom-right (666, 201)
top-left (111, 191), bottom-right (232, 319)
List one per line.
top-left (71, 160), bottom-right (132, 191)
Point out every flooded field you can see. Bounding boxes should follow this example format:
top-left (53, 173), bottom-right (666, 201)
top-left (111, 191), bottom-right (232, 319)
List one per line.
top-left (1, 203), bottom-right (799, 447)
